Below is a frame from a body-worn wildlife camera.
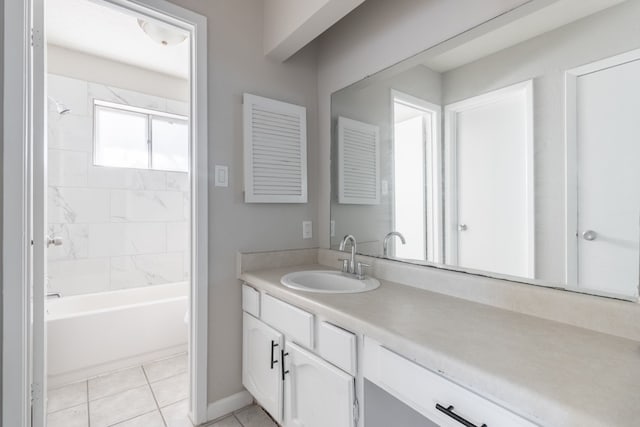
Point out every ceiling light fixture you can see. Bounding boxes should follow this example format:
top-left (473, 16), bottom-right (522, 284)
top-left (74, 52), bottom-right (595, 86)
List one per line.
top-left (137, 19), bottom-right (187, 46)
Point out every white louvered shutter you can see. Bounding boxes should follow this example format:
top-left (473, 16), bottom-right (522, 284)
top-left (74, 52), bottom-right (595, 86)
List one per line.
top-left (243, 93), bottom-right (308, 203)
top-left (338, 117), bottom-right (380, 204)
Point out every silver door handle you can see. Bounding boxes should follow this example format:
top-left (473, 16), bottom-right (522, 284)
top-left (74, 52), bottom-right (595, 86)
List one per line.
top-left (582, 230), bottom-right (597, 241)
top-left (458, 224), bottom-right (468, 231)
top-left (47, 235), bottom-right (63, 247)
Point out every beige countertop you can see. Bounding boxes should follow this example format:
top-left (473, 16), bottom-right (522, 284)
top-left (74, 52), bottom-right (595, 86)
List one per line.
top-left (241, 264), bottom-right (640, 427)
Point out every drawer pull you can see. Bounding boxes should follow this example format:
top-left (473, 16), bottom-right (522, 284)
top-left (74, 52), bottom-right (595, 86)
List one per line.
top-left (435, 403), bottom-right (487, 427)
top-left (270, 340), bottom-right (279, 370)
top-left (281, 350), bottom-right (290, 381)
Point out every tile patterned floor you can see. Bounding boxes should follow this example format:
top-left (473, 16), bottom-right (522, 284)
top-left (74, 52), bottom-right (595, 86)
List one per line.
top-left (46, 353), bottom-right (277, 427)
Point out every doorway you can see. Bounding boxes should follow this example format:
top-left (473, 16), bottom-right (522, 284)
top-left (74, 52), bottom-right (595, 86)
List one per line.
top-left (3, 0), bottom-right (209, 426)
top-left (566, 50), bottom-right (640, 298)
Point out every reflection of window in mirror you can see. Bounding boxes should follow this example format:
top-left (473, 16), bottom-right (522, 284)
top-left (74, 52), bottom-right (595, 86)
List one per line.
top-left (391, 91), bottom-right (441, 263)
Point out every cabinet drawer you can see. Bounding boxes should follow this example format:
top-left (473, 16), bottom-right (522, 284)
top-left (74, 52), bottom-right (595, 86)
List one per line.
top-left (364, 338), bottom-right (537, 427)
top-left (317, 322), bottom-right (357, 375)
top-left (242, 284), bottom-right (260, 317)
top-left (261, 294), bottom-right (314, 348)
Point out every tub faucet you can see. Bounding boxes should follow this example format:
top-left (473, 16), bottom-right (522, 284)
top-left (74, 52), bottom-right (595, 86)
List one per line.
top-left (383, 231), bottom-right (406, 257)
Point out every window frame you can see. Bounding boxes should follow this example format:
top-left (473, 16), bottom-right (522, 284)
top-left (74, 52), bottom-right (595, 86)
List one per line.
top-left (93, 99), bottom-right (189, 172)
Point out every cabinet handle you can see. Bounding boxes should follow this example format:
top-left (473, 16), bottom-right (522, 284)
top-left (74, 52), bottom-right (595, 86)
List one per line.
top-left (281, 349), bottom-right (290, 381)
top-left (435, 404), bottom-right (487, 427)
top-left (270, 341), bottom-right (279, 370)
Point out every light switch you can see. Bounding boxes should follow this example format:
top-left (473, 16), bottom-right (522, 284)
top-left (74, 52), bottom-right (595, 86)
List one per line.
top-left (330, 220), bottom-right (335, 237)
top-left (381, 180), bottom-right (389, 196)
top-left (302, 221), bottom-right (313, 239)
top-left (214, 165), bottom-right (228, 187)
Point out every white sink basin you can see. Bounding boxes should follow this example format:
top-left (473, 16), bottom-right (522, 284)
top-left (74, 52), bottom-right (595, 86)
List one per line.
top-left (281, 270), bottom-right (380, 294)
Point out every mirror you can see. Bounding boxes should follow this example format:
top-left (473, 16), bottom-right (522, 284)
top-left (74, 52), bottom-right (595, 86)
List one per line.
top-left (330, 0), bottom-right (640, 299)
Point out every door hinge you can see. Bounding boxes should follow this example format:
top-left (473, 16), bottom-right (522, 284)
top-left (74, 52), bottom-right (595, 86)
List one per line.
top-left (31, 28), bottom-right (43, 48)
top-left (31, 382), bottom-right (42, 402)
top-left (353, 395), bottom-right (359, 426)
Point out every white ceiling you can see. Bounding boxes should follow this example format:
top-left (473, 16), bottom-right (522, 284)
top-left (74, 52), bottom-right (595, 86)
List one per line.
top-left (46, 0), bottom-right (190, 79)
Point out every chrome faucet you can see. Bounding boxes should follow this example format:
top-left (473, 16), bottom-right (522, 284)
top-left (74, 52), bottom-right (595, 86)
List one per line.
top-left (383, 231), bottom-right (406, 257)
top-left (339, 235), bottom-right (370, 279)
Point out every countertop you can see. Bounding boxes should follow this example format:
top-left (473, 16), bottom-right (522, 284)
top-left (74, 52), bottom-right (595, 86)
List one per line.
top-left (241, 264), bottom-right (640, 427)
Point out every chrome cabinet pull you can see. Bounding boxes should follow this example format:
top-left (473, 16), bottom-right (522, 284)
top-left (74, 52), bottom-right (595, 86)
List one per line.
top-left (435, 403), bottom-right (487, 427)
top-left (582, 230), bottom-right (597, 241)
top-left (458, 224), bottom-right (468, 232)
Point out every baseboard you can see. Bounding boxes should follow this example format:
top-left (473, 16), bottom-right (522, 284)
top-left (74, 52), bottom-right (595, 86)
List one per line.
top-left (206, 390), bottom-right (253, 422)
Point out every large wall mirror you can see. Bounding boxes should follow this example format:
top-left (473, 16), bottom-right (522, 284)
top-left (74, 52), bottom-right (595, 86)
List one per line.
top-left (330, 0), bottom-right (640, 300)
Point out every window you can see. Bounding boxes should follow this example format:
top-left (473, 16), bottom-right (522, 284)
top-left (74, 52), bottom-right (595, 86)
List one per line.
top-left (94, 100), bottom-right (189, 172)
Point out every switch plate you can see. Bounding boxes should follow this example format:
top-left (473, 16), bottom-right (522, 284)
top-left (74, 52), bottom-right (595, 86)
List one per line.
top-left (302, 221), bottom-right (313, 239)
top-left (330, 220), bottom-right (335, 237)
top-left (215, 165), bottom-right (228, 187)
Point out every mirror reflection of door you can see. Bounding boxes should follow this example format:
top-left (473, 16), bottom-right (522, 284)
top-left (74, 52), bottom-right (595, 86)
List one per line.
top-left (391, 91), bottom-right (442, 262)
top-left (445, 81), bottom-right (534, 278)
top-left (568, 52), bottom-right (640, 298)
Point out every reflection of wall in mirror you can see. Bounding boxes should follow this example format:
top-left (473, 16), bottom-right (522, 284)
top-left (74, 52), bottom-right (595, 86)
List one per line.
top-left (331, 65), bottom-right (442, 257)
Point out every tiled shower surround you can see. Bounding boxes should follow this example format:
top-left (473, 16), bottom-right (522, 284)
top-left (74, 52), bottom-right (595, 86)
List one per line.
top-left (47, 74), bottom-right (190, 297)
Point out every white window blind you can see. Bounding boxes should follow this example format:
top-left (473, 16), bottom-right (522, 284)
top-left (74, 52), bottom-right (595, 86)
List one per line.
top-left (338, 117), bottom-right (380, 205)
top-left (243, 93), bottom-right (307, 203)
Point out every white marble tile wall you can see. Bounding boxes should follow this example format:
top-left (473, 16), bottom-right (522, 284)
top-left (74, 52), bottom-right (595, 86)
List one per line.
top-left (47, 74), bottom-right (190, 297)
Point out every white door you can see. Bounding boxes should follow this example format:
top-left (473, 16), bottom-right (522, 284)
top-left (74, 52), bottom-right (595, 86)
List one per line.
top-left (283, 342), bottom-right (355, 427)
top-left (574, 57), bottom-right (640, 297)
top-left (32, 0), bottom-right (49, 424)
top-left (242, 313), bottom-right (284, 423)
top-left (445, 81), bottom-right (534, 278)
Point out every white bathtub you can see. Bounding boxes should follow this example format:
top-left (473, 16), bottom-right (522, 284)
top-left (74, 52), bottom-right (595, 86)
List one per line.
top-left (47, 282), bottom-right (188, 387)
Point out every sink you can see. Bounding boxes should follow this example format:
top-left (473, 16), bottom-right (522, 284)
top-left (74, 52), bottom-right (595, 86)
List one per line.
top-left (281, 270), bottom-right (380, 294)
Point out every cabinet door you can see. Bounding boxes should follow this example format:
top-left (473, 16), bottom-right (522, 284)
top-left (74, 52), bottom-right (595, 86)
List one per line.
top-left (283, 342), bottom-right (355, 427)
top-left (243, 312), bottom-right (284, 423)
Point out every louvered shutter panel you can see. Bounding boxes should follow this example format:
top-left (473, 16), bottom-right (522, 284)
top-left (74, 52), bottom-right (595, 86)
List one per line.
top-left (338, 117), bottom-right (380, 204)
top-left (243, 93), bottom-right (308, 203)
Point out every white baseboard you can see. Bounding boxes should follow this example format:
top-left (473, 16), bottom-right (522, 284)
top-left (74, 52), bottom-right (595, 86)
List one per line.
top-left (206, 390), bottom-right (253, 422)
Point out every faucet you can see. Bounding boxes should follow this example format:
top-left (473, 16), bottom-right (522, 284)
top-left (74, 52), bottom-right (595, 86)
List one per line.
top-left (383, 231), bottom-right (406, 257)
top-left (339, 235), bottom-right (370, 279)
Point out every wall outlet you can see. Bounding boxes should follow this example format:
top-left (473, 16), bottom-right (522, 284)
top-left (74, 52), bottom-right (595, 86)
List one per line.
top-left (302, 221), bottom-right (313, 239)
top-left (330, 220), bottom-right (335, 237)
top-left (214, 165), bottom-right (229, 187)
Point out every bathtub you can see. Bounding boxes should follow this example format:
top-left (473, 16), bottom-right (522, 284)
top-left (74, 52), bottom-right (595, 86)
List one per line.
top-left (47, 282), bottom-right (188, 388)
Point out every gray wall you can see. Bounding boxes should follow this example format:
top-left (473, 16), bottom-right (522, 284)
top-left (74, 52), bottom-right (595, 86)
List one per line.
top-left (442, 0), bottom-right (640, 283)
top-left (164, 0), bottom-right (319, 403)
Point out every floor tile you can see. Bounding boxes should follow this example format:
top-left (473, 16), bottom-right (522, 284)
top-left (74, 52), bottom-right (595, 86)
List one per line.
top-left (234, 405), bottom-right (277, 427)
top-left (144, 352), bottom-right (188, 383)
top-left (150, 372), bottom-right (188, 407)
top-left (161, 399), bottom-right (194, 427)
top-left (46, 403), bottom-right (88, 427)
top-left (112, 410), bottom-right (165, 427)
top-left (207, 415), bottom-right (242, 427)
top-left (88, 366), bottom-right (147, 401)
top-left (47, 381), bottom-right (87, 413)
top-left (89, 384), bottom-right (157, 427)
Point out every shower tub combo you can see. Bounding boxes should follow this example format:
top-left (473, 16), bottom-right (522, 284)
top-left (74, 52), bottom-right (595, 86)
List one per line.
top-left (46, 282), bottom-right (188, 387)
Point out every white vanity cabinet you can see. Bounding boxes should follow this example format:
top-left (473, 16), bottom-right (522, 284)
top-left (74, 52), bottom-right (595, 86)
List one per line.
top-left (242, 312), bottom-right (284, 423)
top-left (283, 342), bottom-right (355, 427)
top-left (242, 285), bottom-right (358, 427)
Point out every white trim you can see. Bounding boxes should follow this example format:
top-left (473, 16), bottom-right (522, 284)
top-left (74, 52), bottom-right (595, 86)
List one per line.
top-left (3, 1), bottom-right (33, 425)
top-left (444, 80), bottom-right (535, 277)
top-left (564, 48), bottom-right (640, 290)
top-left (3, 0), bottom-right (210, 425)
top-left (207, 390), bottom-right (254, 421)
top-left (390, 90), bottom-right (443, 263)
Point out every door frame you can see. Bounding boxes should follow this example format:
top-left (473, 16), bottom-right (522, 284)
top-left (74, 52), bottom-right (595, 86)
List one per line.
top-left (3, 0), bottom-right (210, 425)
top-left (390, 90), bottom-right (443, 263)
top-left (444, 80), bottom-right (535, 276)
top-left (565, 48), bottom-right (640, 292)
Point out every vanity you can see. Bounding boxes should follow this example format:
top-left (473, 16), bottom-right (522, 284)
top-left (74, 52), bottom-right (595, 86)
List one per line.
top-left (238, 250), bottom-right (640, 427)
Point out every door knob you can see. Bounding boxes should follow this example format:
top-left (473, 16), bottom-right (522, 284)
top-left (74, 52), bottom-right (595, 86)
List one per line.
top-left (458, 224), bottom-right (468, 232)
top-left (47, 235), bottom-right (63, 247)
top-left (582, 230), bottom-right (597, 241)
